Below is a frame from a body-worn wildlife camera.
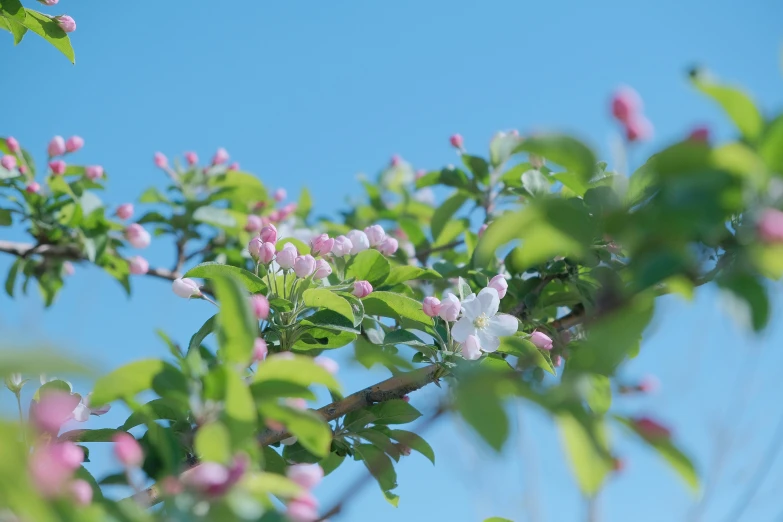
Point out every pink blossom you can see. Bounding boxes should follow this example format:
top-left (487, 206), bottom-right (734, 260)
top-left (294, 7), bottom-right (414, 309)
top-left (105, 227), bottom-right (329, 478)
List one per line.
top-left (6, 136), bottom-right (20, 153)
top-left (113, 432), bottom-right (144, 467)
top-left (259, 224), bottom-right (278, 244)
top-left (633, 417), bottom-right (671, 440)
top-left (70, 479), bottom-right (93, 506)
top-left (286, 493), bottom-right (320, 522)
top-left (286, 464), bottom-right (324, 489)
top-left (377, 237), bottom-right (398, 256)
top-left (313, 259), bottom-right (332, 280)
top-left (26, 182), bottom-right (41, 194)
top-left (48, 136), bottom-right (66, 157)
top-left (346, 230), bottom-right (369, 254)
top-left (257, 241), bottom-right (277, 265)
top-left (554, 355), bottom-right (563, 367)
top-left (310, 234), bottom-right (335, 257)
top-left (125, 224), bottom-right (151, 249)
top-left (172, 278), bottom-right (201, 298)
top-left (228, 162), bottom-right (240, 171)
top-left (1, 155), bottom-right (16, 170)
top-left (29, 442), bottom-right (83, 497)
top-left (65, 136), bottom-right (84, 153)
top-left (19, 165), bottom-right (27, 174)
top-left (478, 223), bottom-right (488, 238)
top-left (54, 15), bottom-right (76, 32)
top-left (530, 331), bottom-right (553, 350)
top-left (31, 392), bottom-right (80, 434)
top-left (184, 151), bottom-right (198, 166)
top-left (182, 462), bottom-right (230, 495)
top-left (390, 154), bottom-right (402, 167)
top-left (331, 235), bottom-right (353, 257)
top-left (625, 115), bottom-right (654, 142)
top-left (688, 126), bottom-right (710, 142)
top-left (273, 188), bottom-right (287, 202)
top-left (364, 224), bottom-right (386, 246)
top-left (415, 169), bottom-right (426, 179)
top-left (253, 338), bottom-right (268, 362)
top-left (294, 254), bottom-right (317, 278)
top-left (488, 275), bottom-right (508, 299)
top-left (422, 297), bottom-right (441, 318)
top-left (314, 356), bottom-right (338, 375)
top-left (279, 203), bottom-right (297, 220)
top-left (63, 261), bottom-right (75, 276)
top-left (402, 395), bottom-right (410, 402)
top-left (245, 214), bottom-right (263, 233)
top-left (757, 208), bottom-right (783, 243)
top-left (276, 243), bottom-right (299, 270)
top-left (116, 203), bottom-right (134, 220)
top-left (251, 294), bottom-right (270, 320)
top-left (438, 293), bottom-right (461, 322)
top-left (71, 392), bottom-right (110, 421)
top-left (211, 147), bottom-right (229, 165)
top-left (352, 280), bottom-right (373, 298)
top-left (49, 160), bottom-right (67, 175)
top-left (248, 237), bottom-right (264, 260)
top-left (128, 256), bottom-right (149, 275)
top-left (449, 134), bottom-right (464, 149)
top-left (461, 334), bottom-right (482, 360)
top-left (38, 0), bottom-right (60, 5)
top-left (153, 152), bottom-right (168, 169)
top-left (611, 86), bottom-right (642, 123)
top-left (85, 165), bottom-right (103, 180)
top-left (265, 419), bottom-right (286, 432)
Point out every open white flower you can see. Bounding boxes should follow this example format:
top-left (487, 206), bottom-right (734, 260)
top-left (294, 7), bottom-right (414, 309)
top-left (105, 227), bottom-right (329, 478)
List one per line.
top-left (452, 287), bottom-right (518, 353)
top-left (72, 392), bottom-right (111, 422)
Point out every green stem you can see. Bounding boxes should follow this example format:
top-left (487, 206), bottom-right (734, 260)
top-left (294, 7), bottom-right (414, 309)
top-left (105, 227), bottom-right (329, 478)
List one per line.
top-left (283, 272), bottom-right (288, 299)
top-left (15, 393), bottom-right (27, 448)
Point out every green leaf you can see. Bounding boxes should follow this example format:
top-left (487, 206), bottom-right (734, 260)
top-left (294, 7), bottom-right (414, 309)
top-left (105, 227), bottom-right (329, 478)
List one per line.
top-left (0, 208), bottom-right (11, 226)
top-left (691, 70), bottom-right (763, 142)
top-left (91, 359), bottom-right (187, 407)
top-left (319, 451), bottom-right (345, 476)
top-left (250, 380), bottom-right (316, 402)
top-left (557, 414), bottom-right (611, 496)
top-left (301, 310), bottom-right (360, 335)
top-left (19, 9), bottom-right (74, 63)
top-left (184, 262), bottom-right (267, 293)
top-left (388, 429), bottom-right (435, 464)
top-left (296, 187), bottom-right (312, 220)
top-left (484, 518), bottom-right (513, 522)
top-left (59, 428), bottom-right (123, 443)
top-left (193, 206), bottom-right (239, 230)
top-left (0, 348), bottom-right (90, 379)
top-left (362, 291), bottom-right (431, 324)
top-left (498, 337), bottom-right (553, 375)
top-left (382, 266), bottom-right (441, 287)
top-left (282, 441), bottom-right (322, 464)
top-left (210, 275), bottom-right (257, 364)
top-left (120, 398), bottom-right (187, 431)
top-left (354, 444), bottom-right (397, 492)
top-left (138, 187), bottom-right (170, 203)
top-left (242, 472), bottom-right (303, 499)
top-left (366, 400), bottom-right (422, 425)
top-left (302, 288), bottom-right (354, 323)
top-left (207, 171), bottom-right (268, 206)
top-left (431, 192), bottom-right (468, 243)
top-left (195, 422), bottom-right (232, 463)
top-left (759, 115), bottom-right (783, 173)
top-left (345, 249), bottom-right (391, 286)
top-left (254, 355), bottom-right (341, 393)
top-left (461, 154), bottom-right (490, 184)
top-left (0, 0), bottom-right (24, 20)
top-left (188, 314), bottom-right (216, 354)
top-left (219, 367), bottom-right (257, 448)
top-left (382, 330), bottom-right (429, 348)
top-left (717, 273), bottom-right (769, 331)
top-left (433, 218), bottom-right (469, 248)
top-left (5, 16), bottom-right (25, 44)
top-left (5, 258), bottom-right (21, 297)
top-left (258, 403), bottom-right (332, 457)
top-left (456, 375), bottom-right (509, 451)
top-left (513, 134), bottom-right (597, 183)
top-left (521, 169), bottom-right (551, 196)
top-left (490, 132), bottom-right (524, 168)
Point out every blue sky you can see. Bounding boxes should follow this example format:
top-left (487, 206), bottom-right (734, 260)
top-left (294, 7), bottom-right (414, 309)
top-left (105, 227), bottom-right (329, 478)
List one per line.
top-left (2, 0), bottom-right (783, 520)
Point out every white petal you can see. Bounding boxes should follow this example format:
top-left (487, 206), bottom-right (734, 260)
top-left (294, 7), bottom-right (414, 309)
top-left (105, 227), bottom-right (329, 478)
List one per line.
top-left (459, 294), bottom-right (481, 320)
top-left (451, 317), bottom-right (476, 342)
top-left (486, 314), bottom-right (518, 337)
top-left (462, 335), bottom-right (482, 360)
top-left (477, 330), bottom-right (501, 352)
top-left (477, 287), bottom-right (499, 317)
top-left (71, 403), bottom-right (90, 422)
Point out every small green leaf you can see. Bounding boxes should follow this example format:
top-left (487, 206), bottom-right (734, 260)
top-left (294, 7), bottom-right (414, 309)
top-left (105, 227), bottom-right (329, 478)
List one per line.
top-left (346, 249), bottom-right (391, 286)
top-left (138, 187), bottom-right (170, 203)
top-left (195, 422), bottom-right (232, 463)
top-left (221, 367), bottom-right (257, 448)
top-left (5, 258), bottom-right (21, 297)
top-left (19, 9), bottom-right (74, 63)
top-left (354, 443), bottom-right (397, 492)
top-left (717, 273), bottom-right (769, 331)
top-left (254, 355), bottom-right (341, 393)
top-left (59, 428), bottom-right (123, 443)
top-left (91, 359), bottom-right (186, 406)
top-left (484, 518), bottom-right (514, 522)
top-left (382, 266), bottom-right (441, 287)
top-left (259, 403), bottom-right (332, 457)
top-left (188, 314), bottom-right (216, 354)
top-left (366, 400), bottom-right (422, 425)
top-left (382, 330), bottom-right (429, 348)
top-left (184, 262), bottom-right (267, 293)
top-left (362, 291), bottom-right (431, 324)
top-left (498, 337), bottom-right (553, 375)
top-left (513, 134), bottom-right (597, 183)
top-left (213, 275), bottom-right (258, 364)
top-left (120, 398), bottom-right (187, 431)
top-left (242, 472), bottom-right (303, 499)
top-left (388, 429), bottom-right (435, 464)
top-left (461, 154), bottom-right (490, 184)
top-left (431, 192), bottom-right (468, 243)
top-left (759, 115), bottom-right (783, 173)
top-left (521, 169), bottom-right (551, 196)
top-left (302, 288), bottom-right (354, 323)
top-left (320, 451), bottom-right (345, 476)
top-left (456, 379), bottom-right (508, 451)
top-left (557, 414), bottom-right (612, 496)
top-left (193, 206), bottom-right (238, 230)
top-left (0, 208), bottom-right (12, 226)
top-left (691, 70), bottom-right (763, 142)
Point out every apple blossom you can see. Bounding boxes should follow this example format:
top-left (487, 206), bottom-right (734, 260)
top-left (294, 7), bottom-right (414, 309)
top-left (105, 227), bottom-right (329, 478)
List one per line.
top-left (1, 155), bottom-right (16, 170)
top-left (5, 136), bottom-right (19, 153)
top-left (245, 214), bottom-right (263, 233)
top-left (352, 280), bottom-right (373, 298)
top-left (530, 330), bottom-right (553, 350)
top-left (182, 462), bottom-right (230, 495)
top-left (258, 241), bottom-right (277, 265)
top-left (70, 479), bottom-right (93, 506)
top-left (377, 237), bottom-right (398, 255)
top-left (364, 224), bottom-right (386, 246)
top-left (184, 151), bottom-right (198, 165)
top-left (212, 147), bottom-right (229, 165)
top-left (346, 229), bottom-right (370, 254)
top-left (71, 392), bottom-right (111, 422)
top-left (85, 165), bottom-right (103, 180)
top-left (625, 114), bottom-right (654, 142)
top-left (276, 243), bottom-right (299, 270)
top-left (48, 136), bottom-right (66, 157)
top-left (438, 292), bottom-right (461, 322)
top-left (331, 235), bottom-right (353, 257)
top-left (310, 234), bottom-right (335, 257)
top-left (286, 492), bottom-right (320, 522)
top-left (313, 259), bottom-right (332, 280)
top-left (253, 338), bottom-right (268, 362)
top-left (125, 224), bottom-right (151, 249)
top-left (757, 208), bottom-right (783, 243)
top-left (49, 160), bottom-right (66, 175)
top-left (31, 391), bottom-right (80, 434)
top-left (688, 126), bottom-right (710, 142)
top-left (153, 152), bottom-right (168, 168)
top-left (116, 203), bottom-right (134, 220)
top-left (251, 294), bottom-right (270, 320)
top-left (422, 296), bottom-right (441, 318)
top-left (279, 202), bottom-right (297, 220)
top-left (129, 256), bottom-right (149, 275)
top-left (273, 188), bottom-right (287, 202)
top-left (259, 224), bottom-right (278, 244)
top-left (286, 464), bottom-right (324, 489)
top-left (228, 162), bottom-right (240, 171)
top-left (29, 442), bottom-right (83, 497)
top-left (449, 133), bottom-right (464, 149)
top-left (113, 432), bottom-right (144, 467)
top-left (451, 288), bottom-right (518, 353)
top-left (461, 334), bottom-right (482, 360)
top-left (65, 136), bottom-right (84, 152)
top-left (55, 15), bottom-right (76, 33)
top-left (172, 278), bottom-right (202, 298)
top-left (611, 85), bottom-right (642, 123)
top-left (633, 417), bottom-right (671, 440)
top-left (314, 356), bottom-right (338, 374)
top-left (488, 275), bottom-right (508, 299)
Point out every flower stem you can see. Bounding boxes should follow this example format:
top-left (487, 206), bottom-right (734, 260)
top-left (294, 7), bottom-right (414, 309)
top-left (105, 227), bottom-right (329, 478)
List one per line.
top-left (15, 393), bottom-right (27, 449)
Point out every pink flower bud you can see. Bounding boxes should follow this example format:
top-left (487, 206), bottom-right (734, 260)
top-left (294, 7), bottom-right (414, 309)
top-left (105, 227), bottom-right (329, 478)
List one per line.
top-left (286, 496), bottom-right (320, 522)
top-left (251, 294), bottom-right (270, 320)
top-left (113, 432), bottom-right (144, 468)
top-left (115, 203), bottom-right (134, 220)
top-left (279, 202), bottom-right (297, 220)
top-left (49, 160), bottom-right (66, 175)
top-left (438, 293), bottom-right (461, 322)
top-left (633, 417), bottom-right (671, 440)
top-left (286, 397), bottom-right (308, 410)
top-left (31, 392), bottom-right (80, 434)
top-left (153, 152), bottom-right (168, 169)
top-left (63, 261), bottom-right (75, 276)
top-left (390, 154), bottom-right (402, 167)
top-left (1, 155), bottom-right (16, 170)
top-left (286, 464), bottom-right (324, 489)
top-left (310, 234), bottom-right (335, 257)
top-left (415, 169), bottom-right (426, 179)
top-left (161, 476), bottom-right (184, 496)
top-left (259, 224), bottom-right (278, 244)
top-left (48, 136), bottom-right (66, 157)
top-left (352, 280), bottom-right (373, 298)
top-left (125, 224), bottom-right (151, 249)
top-left (462, 334), bottom-right (482, 360)
top-left (85, 165), bottom-right (103, 180)
top-left (554, 355), bottom-right (563, 367)
top-left (258, 242), bottom-right (277, 265)
top-left (688, 126), bottom-right (709, 142)
top-left (422, 296), bottom-right (441, 318)
top-left (449, 133), bottom-right (464, 149)
top-left (757, 208), bottom-right (783, 243)
top-left (488, 275), bottom-right (508, 299)
top-left (19, 165), bottom-right (27, 174)
top-left (625, 115), bottom-right (654, 142)
top-left (38, 0), bottom-right (60, 5)
top-left (26, 182), bottom-right (41, 194)
top-left (248, 237), bottom-right (263, 260)
top-left (65, 136), bottom-right (84, 153)
top-left (212, 147), bottom-right (229, 165)
top-left (245, 214), bottom-right (263, 233)
top-left (6, 136), bottom-right (20, 153)
top-left (313, 259), bottom-right (332, 280)
top-left (70, 479), bottom-right (93, 506)
top-left (478, 223), bottom-right (488, 238)
top-left (184, 151), bottom-right (198, 165)
top-left (29, 442), bottom-right (83, 497)
top-left (265, 419), bottom-right (285, 432)
top-left (638, 375), bottom-right (660, 394)
top-left (172, 278), bottom-right (201, 299)
top-left (364, 225), bottom-right (386, 246)
top-left (377, 237), bottom-right (398, 255)
top-left (402, 395), bottom-right (410, 402)
top-left (612, 457), bottom-right (625, 473)
top-left (182, 462), bottom-right (230, 495)
top-left (128, 255), bottom-right (149, 275)
top-left (294, 254), bottom-right (317, 278)
top-left (253, 338), bottom-right (268, 362)
top-left (276, 243), bottom-right (298, 270)
top-left (346, 230), bottom-right (370, 254)
top-left (228, 162), bottom-right (240, 171)
top-left (331, 235), bottom-right (353, 257)
top-left (530, 330), bottom-right (553, 350)
top-left (273, 188), bottom-right (287, 202)
top-left (611, 86), bottom-right (642, 123)
top-left (314, 356), bottom-right (338, 375)
top-left (54, 15), bottom-right (76, 32)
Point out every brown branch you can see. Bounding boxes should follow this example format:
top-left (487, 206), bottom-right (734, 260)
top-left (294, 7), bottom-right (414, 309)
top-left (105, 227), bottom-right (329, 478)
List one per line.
top-left (129, 364), bottom-right (443, 508)
top-left (415, 239), bottom-right (464, 263)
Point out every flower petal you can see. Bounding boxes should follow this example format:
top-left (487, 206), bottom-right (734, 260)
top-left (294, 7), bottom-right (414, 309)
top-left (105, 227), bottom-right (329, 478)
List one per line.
top-left (477, 330), bottom-right (501, 353)
top-left (462, 335), bottom-right (482, 360)
top-left (477, 287), bottom-right (499, 317)
top-left (486, 313), bottom-right (518, 337)
top-left (459, 294), bottom-right (481, 320)
top-left (451, 317), bottom-right (476, 342)
top-left (71, 402), bottom-right (90, 423)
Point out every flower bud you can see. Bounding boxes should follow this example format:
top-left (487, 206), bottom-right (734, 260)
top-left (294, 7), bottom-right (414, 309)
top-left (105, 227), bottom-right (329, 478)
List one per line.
top-left (49, 160), bottom-right (66, 175)
top-left (461, 334), bottom-right (481, 360)
top-left (688, 126), bottom-right (710, 142)
top-left (228, 162), bottom-right (240, 171)
top-left (273, 188), bottom-right (287, 202)
top-left (172, 278), bottom-right (201, 299)
top-left (402, 395), bottom-right (410, 402)
top-left (125, 224), bottom-right (151, 249)
top-left (438, 293), bottom-right (461, 322)
top-left (128, 255), bottom-right (149, 275)
top-left (182, 462), bottom-right (230, 495)
top-left (259, 224), bottom-right (278, 244)
top-left (65, 136), bottom-right (84, 153)
top-left (377, 237), bottom-right (398, 256)
top-left (352, 280), bottom-right (373, 298)
top-left (286, 494), bottom-right (319, 522)
top-left (4, 373), bottom-right (23, 394)
top-left (63, 261), bottom-right (75, 276)
top-left (530, 330), bottom-right (553, 350)
top-left (19, 164), bottom-right (27, 174)
top-left (29, 442), bottom-right (83, 498)
top-left (310, 234), bottom-right (335, 257)
top-left (6, 136), bottom-right (20, 153)
top-left (1, 155), bottom-right (16, 170)
top-left (70, 479), bottom-right (93, 506)
top-left (625, 115), bottom-right (653, 142)
top-left (258, 242), bottom-right (276, 265)
top-left (212, 147), bottom-right (229, 165)
top-left (26, 182), bottom-right (41, 194)
top-left (611, 85), bottom-right (642, 123)
top-left (364, 224), bottom-right (386, 246)
top-left (253, 338), bottom-right (268, 362)
top-left (153, 152), bottom-right (168, 169)
top-left (113, 432), bottom-right (144, 467)
top-left (248, 237), bottom-right (263, 260)
top-left (449, 133), bottom-right (464, 149)
top-left (85, 165), bottom-right (103, 180)
top-left (757, 208), bottom-right (783, 243)
top-left (279, 202), bottom-right (297, 220)
top-left (314, 356), bottom-right (338, 375)
top-left (313, 259), bottom-right (332, 280)
top-left (390, 154), bottom-right (402, 167)
top-left (331, 235), bottom-right (353, 257)
top-left (38, 0), bottom-right (60, 5)
top-left (638, 375), bottom-right (660, 394)
top-left (422, 297), bottom-right (441, 318)
top-left (294, 254), bottom-right (316, 278)
top-left (633, 417), bottom-right (671, 440)
top-left (54, 15), bottom-right (76, 32)
top-left (48, 136), bottom-right (66, 157)
top-left (184, 151), bottom-right (198, 165)
top-left (251, 294), bottom-right (270, 320)
top-left (276, 243), bottom-right (298, 270)
top-left (346, 230), bottom-right (369, 254)
top-left (245, 215), bottom-right (263, 233)
top-left (31, 391), bottom-right (80, 434)
top-left (116, 203), bottom-right (134, 220)
top-left (488, 275), bottom-right (508, 299)
top-left (286, 464), bottom-right (324, 489)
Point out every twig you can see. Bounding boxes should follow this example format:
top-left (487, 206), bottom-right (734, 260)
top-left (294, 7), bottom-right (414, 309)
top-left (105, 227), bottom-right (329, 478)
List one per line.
top-left (415, 239), bottom-right (464, 261)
